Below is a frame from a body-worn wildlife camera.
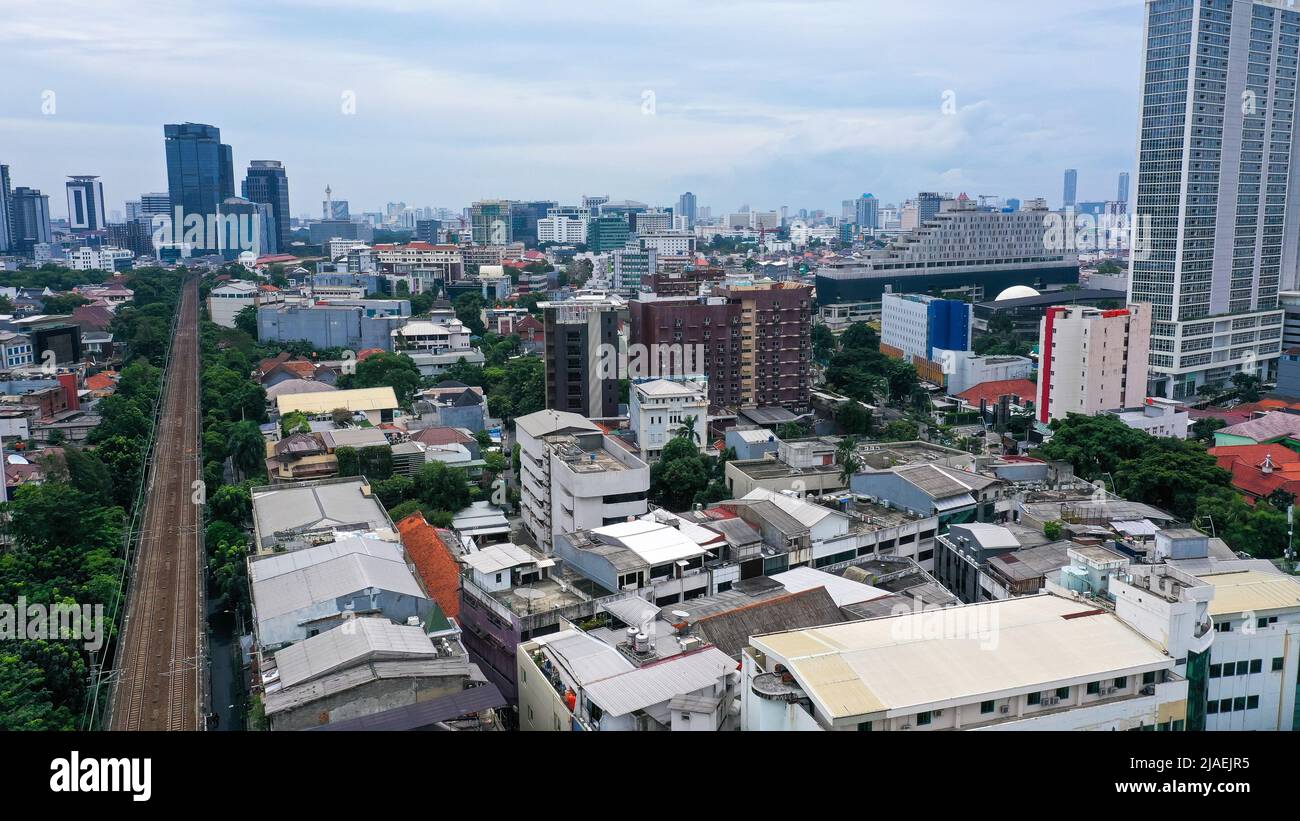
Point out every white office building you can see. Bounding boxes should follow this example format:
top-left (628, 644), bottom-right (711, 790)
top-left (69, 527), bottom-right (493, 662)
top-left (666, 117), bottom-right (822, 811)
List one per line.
top-left (629, 377), bottom-right (709, 462)
top-left (1129, 0), bottom-right (1300, 399)
top-left (515, 410), bottom-right (650, 553)
top-left (1037, 302), bottom-right (1152, 422)
top-left (742, 593), bottom-right (1191, 731)
top-left (538, 215), bottom-right (589, 245)
top-left (67, 245), bottom-right (133, 273)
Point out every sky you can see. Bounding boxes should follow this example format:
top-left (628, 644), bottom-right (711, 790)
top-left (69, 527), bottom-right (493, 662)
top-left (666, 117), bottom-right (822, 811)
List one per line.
top-left (1, 0), bottom-right (1145, 220)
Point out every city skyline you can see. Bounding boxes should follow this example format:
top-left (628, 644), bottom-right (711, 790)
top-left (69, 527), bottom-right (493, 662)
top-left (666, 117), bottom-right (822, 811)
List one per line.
top-left (1, 0), bottom-right (1145, 219)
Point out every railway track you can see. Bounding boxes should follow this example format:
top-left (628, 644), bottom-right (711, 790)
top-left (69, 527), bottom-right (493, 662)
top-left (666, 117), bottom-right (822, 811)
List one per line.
top-left (109, 276), bottom-right (204, 731)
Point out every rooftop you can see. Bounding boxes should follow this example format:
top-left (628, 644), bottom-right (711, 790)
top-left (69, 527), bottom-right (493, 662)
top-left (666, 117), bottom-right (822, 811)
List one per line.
top-left (276, 386), bottom-right (399, 415)
top-left (250, 478), bottom-right (392, 551)
top-left (1198, 569), bottom-right (1300, 617)
top-left (751, 593), bottom-right (1173, 722)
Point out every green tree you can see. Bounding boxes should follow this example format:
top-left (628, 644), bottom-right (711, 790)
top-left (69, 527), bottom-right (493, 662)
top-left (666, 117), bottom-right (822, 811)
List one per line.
top-left (1034, 414), bottom-right (1152, 480)
top-left (1113, 439), bottom-right (1230, 521)
top-left (227, 420), bottom-right (266, 482)
top-left (836, 401), bottom-right (874, 436)
top-left (882, 419), bottom-right (919, 442)
top-left (338, 351), bottom-right (422, 407)
top-left (454, 292), bottom-right (487, 336)
top-left (651, 438), bottom-right (712, 511)
top-left (413, 461), bottom-right (471, 512)
top-left (234, 305), bottom-right (259, 338)
top-left (1044, 520), bottom-right (1063, 540)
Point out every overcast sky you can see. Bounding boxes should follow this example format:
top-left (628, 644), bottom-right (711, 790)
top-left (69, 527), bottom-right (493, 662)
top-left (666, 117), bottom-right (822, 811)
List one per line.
top-left (1, 0), bottom-right (1144, 219)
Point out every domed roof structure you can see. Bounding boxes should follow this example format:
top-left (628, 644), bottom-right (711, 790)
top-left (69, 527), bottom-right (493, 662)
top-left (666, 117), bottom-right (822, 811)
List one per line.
top-left (995, 285), bottom-right (1041, 301)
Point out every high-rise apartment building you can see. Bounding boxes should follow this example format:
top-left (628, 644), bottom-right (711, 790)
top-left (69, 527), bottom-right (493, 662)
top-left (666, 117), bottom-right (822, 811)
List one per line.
top-left (1037, 302), bottom-right (1152, 422)
top-left (629, 282), bottom-right (814, 412)
top-left (677, 191), bottom-right (697, 227)
top-left (0, 164), bottom-right (11, 253)
top-left (854, 193), bottom-right (879, 231)
top-left (65, 176), bottom-right (106, 232)
top-left (1130, 0), bottom-right (1300, 399)
top-left (164, 122), bottom-right (235, 252)
top-left (242, 160), bottom-right (291, 255)
top-left (9, 186), bottom-right (51, 256)
top-left (541, 294), bottom-right (624, 418)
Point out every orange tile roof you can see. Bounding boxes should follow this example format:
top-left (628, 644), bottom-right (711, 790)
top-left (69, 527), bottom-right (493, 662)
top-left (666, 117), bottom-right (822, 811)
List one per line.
top-left (956, 378), bottom-right (1038, 406)
top-left (1209, 444), bottom-right (1300, 500)
top-left (86, 371), bottom-right (118, 392)
top-left (396, 513), bottom-right (461, 619)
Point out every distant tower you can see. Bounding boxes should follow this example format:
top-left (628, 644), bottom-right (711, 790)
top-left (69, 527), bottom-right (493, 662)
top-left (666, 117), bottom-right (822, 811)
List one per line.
top-left (323, 185), bottom-right (332, 220)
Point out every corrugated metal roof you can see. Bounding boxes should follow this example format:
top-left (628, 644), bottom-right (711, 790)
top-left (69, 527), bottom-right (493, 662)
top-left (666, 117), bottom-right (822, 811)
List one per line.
top-left (771, 566), bottom-right (890, 606)
top-left (305, 683), bottom-right (506, 731)
top-left (249, 536), bottom-right (402, 583)
top-left (751, 594), bottom-right (1172, 721)
top-left (582, 647), bottom-right (735, 717)
top-left (253, 551), bottom-right (425, 622)
top-left (536, 629), bottom-right (634, 684)
top-left (272, 618), bottom-right (437, 688)
top-left (277, 386), bottom-right (398, 415)
top-left (1199, 569), bottom-right (1300, 616)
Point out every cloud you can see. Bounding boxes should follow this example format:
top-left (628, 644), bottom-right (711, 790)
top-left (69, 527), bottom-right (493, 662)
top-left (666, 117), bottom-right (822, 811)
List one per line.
top-left (0, 0), bottom-right (1144, 217)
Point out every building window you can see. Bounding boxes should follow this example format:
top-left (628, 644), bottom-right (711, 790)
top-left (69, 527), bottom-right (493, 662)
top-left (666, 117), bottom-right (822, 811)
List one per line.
top-left (1086, 681), bottom-right (1100, 695)
top-left (1207, 701), bottom-right (1219, 715)
top-left (1027, 692), bottom-right (1042, 706)
top-left (1250, 659), bottom-right (1262, 675)
top-left (1143, 671), bottom-right (1157, 686)
top-left (1209, 663), bottom-right (1222, 679)
top-left (980, 700), bottom-right (995, 714)
top-left (915, 711), bottom-right (932, 726)
top-left (1055, 687), bottom-right (1070, 700)
top-left (1236, 661), bottom-right (1249, 676)
top-left (1113, 677), bottom-right (1127, 689)
top-left (1273, 657), bottom-right (1285, 672)
top-left (857, 721), bottom-right (872, 731)
top-left (1247, 695), bottom-right (1259, 710)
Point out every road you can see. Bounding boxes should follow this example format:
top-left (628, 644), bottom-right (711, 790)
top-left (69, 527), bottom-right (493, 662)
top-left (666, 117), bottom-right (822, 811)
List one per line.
top-left (108, 276), bottom-right (205, 731)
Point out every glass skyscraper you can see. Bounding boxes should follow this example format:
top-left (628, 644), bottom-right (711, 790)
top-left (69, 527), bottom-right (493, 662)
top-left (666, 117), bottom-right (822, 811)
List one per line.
top-left (164, 122), bottom-right (234, 252)
top-left (1130, 0), bottom-right (1299, 399)
top-left (0, 164), bottom-right (11, 253)
top-left (1062, 169), bottom-right (1078, 209)
top-left (677, 191), bottom-right (697, 227)
top-left (242, 160), bottom-right (290, 255)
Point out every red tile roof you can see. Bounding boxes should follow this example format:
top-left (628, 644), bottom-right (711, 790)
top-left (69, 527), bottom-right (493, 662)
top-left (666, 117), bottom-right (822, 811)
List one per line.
top-left (410, 426), bottom-right (473, 447)
top-left (956, 378), bottom-right (1038, 406)
top-left (86, 371), bottom-right (118, 392)
top-left (1209, 444), bottom-right (1300, 500)
top-left (396, 513), bottom-right (461, 618)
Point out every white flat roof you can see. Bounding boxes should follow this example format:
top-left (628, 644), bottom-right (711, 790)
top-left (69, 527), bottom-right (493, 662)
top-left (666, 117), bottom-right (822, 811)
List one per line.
top-left (771, 566), bottom-right (890, 607)
top-left (595, 519), bottom-right (708, 565)
top-left (751, 594), bottom-right (1172, 722)
top-left (462, 543), bottom-right (539, 575)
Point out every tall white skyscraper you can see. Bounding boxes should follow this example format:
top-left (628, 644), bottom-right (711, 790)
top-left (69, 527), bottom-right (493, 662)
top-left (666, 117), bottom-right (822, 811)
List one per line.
top-left (1129, 0), bottom-right (1299, 400)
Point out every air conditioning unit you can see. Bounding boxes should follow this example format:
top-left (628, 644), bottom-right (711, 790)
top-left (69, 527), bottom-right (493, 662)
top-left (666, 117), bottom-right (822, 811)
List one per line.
top-left (933, 709), bottom-right (943, 717)
top-left (1045, 697), bottom-right (1059, 706)
top-left (900, 724), bottom-right (912, 730)
top-left (1103, 687), bottom-right (1117, 695)
top-left (999, 704), bottom-right (1010, 714)
top-left (1140, 685), bottom-right (1156, 696)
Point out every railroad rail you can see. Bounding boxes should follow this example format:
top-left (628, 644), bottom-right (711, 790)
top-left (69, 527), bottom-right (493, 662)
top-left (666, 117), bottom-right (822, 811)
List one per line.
top-left (107, 276), bottom-right (204, 731)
